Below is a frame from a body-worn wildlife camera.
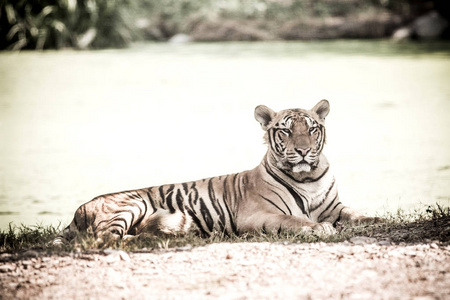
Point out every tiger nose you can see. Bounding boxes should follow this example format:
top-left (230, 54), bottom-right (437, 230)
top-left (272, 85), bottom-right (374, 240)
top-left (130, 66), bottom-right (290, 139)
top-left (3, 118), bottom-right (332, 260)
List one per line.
top-left (295, 147), bottom-right (311, 156)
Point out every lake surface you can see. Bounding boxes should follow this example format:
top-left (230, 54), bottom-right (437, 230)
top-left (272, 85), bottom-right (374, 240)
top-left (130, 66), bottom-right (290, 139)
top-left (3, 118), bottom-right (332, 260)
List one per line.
top-left (1, 41), bottom-right (450, 230)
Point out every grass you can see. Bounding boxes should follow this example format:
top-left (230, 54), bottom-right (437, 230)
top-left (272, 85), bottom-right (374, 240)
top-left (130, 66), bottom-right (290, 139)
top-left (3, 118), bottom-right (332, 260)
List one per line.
top-left (1, 204), bottom-right (449, 254)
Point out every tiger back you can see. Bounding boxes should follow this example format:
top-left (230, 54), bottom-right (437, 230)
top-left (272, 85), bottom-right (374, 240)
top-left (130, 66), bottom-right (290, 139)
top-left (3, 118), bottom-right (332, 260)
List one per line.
top-left (55, 100), bottom-right (378, 243)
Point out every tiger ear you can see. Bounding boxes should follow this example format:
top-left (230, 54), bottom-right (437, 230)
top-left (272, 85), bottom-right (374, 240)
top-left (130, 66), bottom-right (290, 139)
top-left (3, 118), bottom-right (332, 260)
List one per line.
top-left (255, 105), bottom-right (275, 130)
top-left (312, 99), bottom-right (330, 122)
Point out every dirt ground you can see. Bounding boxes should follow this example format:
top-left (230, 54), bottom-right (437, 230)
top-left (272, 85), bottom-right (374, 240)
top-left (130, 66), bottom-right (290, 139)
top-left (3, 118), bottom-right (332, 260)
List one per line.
top-left (1, 236), bottom-right (449, 300)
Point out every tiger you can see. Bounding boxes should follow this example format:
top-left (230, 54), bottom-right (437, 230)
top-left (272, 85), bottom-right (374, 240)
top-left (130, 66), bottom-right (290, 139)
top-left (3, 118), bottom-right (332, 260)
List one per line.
top-left (55, 99), bottom-right (378, 243)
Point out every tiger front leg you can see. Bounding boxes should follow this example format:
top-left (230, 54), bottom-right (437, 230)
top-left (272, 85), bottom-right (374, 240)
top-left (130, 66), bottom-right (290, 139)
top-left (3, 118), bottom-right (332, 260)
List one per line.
top-left (239, 213), bottom-right (337, 235)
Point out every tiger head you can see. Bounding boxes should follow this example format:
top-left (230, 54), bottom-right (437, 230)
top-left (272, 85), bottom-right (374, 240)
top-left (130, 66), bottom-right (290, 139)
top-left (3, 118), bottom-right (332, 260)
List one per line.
top-left (255, 100), bottom-right (330, 173)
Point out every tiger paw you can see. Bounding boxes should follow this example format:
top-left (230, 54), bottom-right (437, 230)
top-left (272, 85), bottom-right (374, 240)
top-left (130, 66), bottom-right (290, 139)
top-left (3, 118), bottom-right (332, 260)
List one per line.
top-left (311, 222), bottom-right (337, 235)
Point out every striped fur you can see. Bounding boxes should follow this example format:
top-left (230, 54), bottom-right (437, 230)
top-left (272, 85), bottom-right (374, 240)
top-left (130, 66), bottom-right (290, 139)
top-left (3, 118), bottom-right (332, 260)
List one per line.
top-left (55, 100), bottom-right (377, 243)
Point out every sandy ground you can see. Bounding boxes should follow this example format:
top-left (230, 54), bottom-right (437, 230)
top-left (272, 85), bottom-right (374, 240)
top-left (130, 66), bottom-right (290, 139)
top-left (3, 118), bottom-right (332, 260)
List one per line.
top-left (1, 238), bottom-right (449, 300)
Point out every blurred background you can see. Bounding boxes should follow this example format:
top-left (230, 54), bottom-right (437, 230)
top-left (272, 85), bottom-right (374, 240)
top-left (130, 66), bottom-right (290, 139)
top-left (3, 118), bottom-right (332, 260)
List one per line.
top-left (0, 0), bottom-right (449, 229)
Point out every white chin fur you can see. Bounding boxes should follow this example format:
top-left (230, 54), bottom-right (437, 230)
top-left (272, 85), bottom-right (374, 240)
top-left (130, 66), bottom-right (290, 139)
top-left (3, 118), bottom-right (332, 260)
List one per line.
top-left (292, 163), bottom-right (311, 173)
top-left (277, 161), bottom-right (312, 173)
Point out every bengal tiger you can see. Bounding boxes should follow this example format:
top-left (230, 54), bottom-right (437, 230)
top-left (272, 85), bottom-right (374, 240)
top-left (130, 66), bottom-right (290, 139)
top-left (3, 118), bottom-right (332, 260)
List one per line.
top-left (55, 100), bottom-right (378, 243)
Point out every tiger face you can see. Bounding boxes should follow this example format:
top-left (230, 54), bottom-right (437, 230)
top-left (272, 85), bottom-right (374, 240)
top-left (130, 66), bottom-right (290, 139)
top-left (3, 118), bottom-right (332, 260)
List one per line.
top-left (255, 100), bottom-right (330, 173)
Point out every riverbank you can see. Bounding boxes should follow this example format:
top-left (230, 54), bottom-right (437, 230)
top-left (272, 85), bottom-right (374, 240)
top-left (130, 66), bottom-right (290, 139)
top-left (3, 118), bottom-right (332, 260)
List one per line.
top-left (135, 1), bottom-right (444, 42)
top-left (141, 8), bottom-right (404, 42)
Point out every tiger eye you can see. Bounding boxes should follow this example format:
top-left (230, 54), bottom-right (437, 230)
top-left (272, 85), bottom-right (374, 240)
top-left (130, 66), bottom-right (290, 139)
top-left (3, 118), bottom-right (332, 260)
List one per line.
top-left (280, 129), bottom-right (291, 136)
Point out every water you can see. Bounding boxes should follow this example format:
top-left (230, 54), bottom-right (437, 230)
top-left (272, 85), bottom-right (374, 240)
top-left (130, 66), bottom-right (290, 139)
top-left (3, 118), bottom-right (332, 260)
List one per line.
top-left (1, 41), bottom-right (450, 230)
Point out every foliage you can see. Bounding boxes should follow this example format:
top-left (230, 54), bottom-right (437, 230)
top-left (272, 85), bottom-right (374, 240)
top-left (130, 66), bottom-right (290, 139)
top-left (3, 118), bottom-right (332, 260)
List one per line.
top-left (0, 0), bottom-right (132, 50)
top-left (1, 0), bottom-right (428, 50)
top-left (1, 204), bottom-right (448, 253)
